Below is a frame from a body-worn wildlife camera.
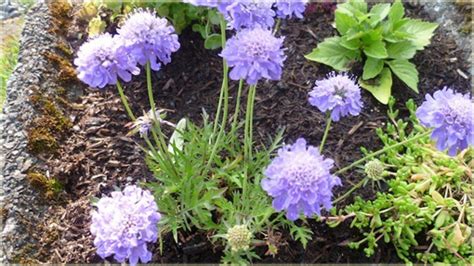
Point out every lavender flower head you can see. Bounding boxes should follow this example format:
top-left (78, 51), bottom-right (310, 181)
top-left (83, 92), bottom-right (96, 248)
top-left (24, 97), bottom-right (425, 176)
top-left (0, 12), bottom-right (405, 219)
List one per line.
top-left (90, 185), bottom-right (161, 266)
top-left (261, 138), bottom-right (341, 221)
top-left (308, 72), bottom-right (363, 121)
top-left (118, 9), bottom-right (180, 71)
top-left (221, 1), bottom-right (275, 30)
top-left (74, 33), bottom-right (140, 89)
top-left (416, 88), bottom-right (473, 156)
top-left (274, 0), bottom-right (308, 19)
top-left (220, 27), bottom-right (286, 85)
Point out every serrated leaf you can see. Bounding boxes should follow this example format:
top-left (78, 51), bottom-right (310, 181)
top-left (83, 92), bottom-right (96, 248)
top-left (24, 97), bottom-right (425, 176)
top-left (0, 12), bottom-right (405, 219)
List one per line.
top-left (363, 40), bottom-right (388, 59)
top-left (305, 37), bottom-right (360, 71)
top-left (204, 34), bottom-right (222, 50)
top-left (369, 3), bottom-right (390, 26)
top-left (360, 67), bottom-right (392, 104)
top-left (290, 226), bottom-right (313, 249)
top-left (363, 57), bottom-right (384, 79)
top-left (335, 10), bottom-right (358, 35)
top-left (386, 59), bottom-right (419, 92)
top-left (398, 19), bottom-right (438, 49)
top-left (386, 41), bottom-right (417, 59)
top-left (388, 1), bottom-right (405, 23)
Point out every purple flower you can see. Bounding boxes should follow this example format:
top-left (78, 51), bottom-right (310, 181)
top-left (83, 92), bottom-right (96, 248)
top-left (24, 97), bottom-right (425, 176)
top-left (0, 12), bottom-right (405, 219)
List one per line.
top-left (183, 0), bottom-right (219, 7)
top-left (274, 0), bottom-right (308, 19)
top-left (117, 9), bottom-right (180, 71)
top-left (74, 33), bottom-right (140, 89)
top-left (261, 138), bottom-right (341, 221)
top-left (416, 88), bottom-right (473, 156)
top-left (220, 27), bottom-right (286, 85)
top-left (220, 1), bottom-right (275, 30)
top-left (308, 72), bottom-right (363, 122)
top-left (90, 185), bottom-right (161, 266)
top-left (126, 109), bottom-right (176, 137)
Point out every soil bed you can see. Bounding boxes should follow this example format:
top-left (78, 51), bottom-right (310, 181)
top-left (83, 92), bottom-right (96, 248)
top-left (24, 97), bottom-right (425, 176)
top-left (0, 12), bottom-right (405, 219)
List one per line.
top-left (27, 3), bottom-right (471, 264)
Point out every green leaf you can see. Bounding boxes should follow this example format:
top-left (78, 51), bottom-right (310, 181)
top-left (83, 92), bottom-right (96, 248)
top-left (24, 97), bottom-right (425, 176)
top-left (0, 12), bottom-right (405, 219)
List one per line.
top-left (335, 10), bottom-right (358, 35)
top-left (204, 34), bottom-right (222, 50)
top-left (363, 57), bottom-right (384, 79)
top-left (386, 41), bottom-right (417, 59)
top-left (398, 19), bottom-right (438, 49)
top-left (192, 24), bottom-right (207, 39)
top-left (360, 67), bottom-right (392, 104)
top-left (369, 3), bottom-right (390, 26)
top-left (363, 40), bottom-right (388, 59)
top-left (305, 37), bottom-right (360, 71)
top-left (386, 59), bottom-right (419, 92)
top-left (388, 1), bottom-right (405, 23)
top-left (340, 35), bottom-right (361, 50)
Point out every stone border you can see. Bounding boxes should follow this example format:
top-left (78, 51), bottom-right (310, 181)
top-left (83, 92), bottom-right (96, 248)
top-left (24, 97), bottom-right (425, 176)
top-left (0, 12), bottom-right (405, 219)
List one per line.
top-left (0, 3), bottom-right (55, 262)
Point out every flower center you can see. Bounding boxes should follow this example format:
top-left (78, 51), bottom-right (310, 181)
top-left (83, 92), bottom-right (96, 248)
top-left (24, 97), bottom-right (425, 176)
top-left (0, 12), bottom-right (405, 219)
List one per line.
top-left (444, 97), bottom-right (472, 125)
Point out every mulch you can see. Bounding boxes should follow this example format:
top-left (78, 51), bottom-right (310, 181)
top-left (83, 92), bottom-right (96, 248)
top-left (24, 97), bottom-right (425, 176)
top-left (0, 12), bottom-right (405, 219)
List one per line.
top-left (31, 3), bottom-right (471, 263)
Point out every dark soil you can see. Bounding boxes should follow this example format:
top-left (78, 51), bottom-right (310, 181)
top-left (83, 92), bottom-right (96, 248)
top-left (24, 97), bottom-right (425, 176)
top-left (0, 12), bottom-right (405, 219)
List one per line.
top-left (33, 2), bottom-right (471, 264)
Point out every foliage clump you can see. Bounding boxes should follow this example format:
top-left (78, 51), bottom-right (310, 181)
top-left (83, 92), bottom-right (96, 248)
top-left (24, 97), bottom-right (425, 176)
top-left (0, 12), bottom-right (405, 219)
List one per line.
top-left (339, 98), bottom-right (473, 264)
top-left (305, 0), bottom-right (438, 104)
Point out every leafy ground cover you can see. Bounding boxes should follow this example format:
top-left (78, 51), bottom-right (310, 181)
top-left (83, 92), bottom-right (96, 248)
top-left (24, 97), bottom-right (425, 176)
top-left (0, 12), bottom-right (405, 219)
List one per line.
top-left (12, 1), bottom-right (472, 264)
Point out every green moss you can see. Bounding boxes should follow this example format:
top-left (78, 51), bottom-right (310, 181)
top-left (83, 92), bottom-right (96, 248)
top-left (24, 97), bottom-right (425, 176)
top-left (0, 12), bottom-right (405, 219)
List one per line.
top-left (26, 171), bottom-right (63, 199)
top-left (42, 51), bottom-right (77, 84)
top-left (27, 92), bottom-right (71, 155)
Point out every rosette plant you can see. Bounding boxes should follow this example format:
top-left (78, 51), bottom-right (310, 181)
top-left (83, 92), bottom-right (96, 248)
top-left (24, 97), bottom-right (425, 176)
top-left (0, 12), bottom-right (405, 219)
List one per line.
top-left (305, 0), bottom-right (438, 104)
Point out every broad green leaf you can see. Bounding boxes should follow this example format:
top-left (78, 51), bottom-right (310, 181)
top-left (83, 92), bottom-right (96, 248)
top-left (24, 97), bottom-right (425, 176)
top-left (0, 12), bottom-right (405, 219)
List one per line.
top-left (87, 16), bottom-right (106, 37)
top-left (337, 0), bottom-right (367, 16)
top-left (388, 1), bottom-right (405, 23)
top-left (369, 3), bottom-right (390, 26)
top-left (340, 36), bottom-right (361, 50)
top-left (386, 41), bottom-right (417, 59)
top-left (363, 57), bottom-right (384, 80)
top-left (204, 34), bottom-right (222, 50)
top-left (363, 40), bottom-right (388, 59)
top-left (386, 59), bottom-right (419, 92)
top-left (192, 24), bottom-right (207, 39)
top-left (360, 67), bottom-right (392, 104)
top-left (335, 10), bottom-right (358, 35)
top-left (305, 37), bottom-right (360, 71)
top-left (361, 29), bottom-right (383, 43)
top-left (398, 19), bottom-right (438, 49)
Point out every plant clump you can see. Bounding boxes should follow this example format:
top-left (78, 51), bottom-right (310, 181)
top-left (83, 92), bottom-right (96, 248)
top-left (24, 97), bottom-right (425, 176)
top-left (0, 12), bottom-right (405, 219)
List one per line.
top-left (27, 91), bottom-right (71, 155)
top-left (26, 171), bottom-right (63, 199)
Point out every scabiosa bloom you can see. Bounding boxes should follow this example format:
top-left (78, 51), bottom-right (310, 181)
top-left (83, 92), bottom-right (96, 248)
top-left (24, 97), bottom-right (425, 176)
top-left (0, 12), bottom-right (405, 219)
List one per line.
top-left (221, 1), bottom-right (275, 30)
top-left (274, 0), bottom-right (308, 19)
top-left (308, 72), bottom-right (363, 122)
top-left (74, 33), bottom-right (140, 89)
top-left (416, 88), bottom-right (473, 156)
top-left (261, 138), bottom-right (341, 221)
top-left (90, 185), bottom-right (161, 266)
top-left (220, 27), bottom-right (286, 85)
top-left (118, 9), bottom-right (180, 71)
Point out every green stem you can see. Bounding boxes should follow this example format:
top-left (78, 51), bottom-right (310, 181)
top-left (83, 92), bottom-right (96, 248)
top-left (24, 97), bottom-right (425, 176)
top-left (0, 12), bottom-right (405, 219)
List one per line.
top-left (145, 62), bottom-right (178, 178)
top-left (212, 17), bottom-right (229, 138)
top-left (335, 131), bottom-right (431, 176)
top-left (273, 18), bottom-right (281, 35)
top-left (333, 177), bottom-right (366, 204)
top-left (231, 79), bottom-right (244, 134)
top-left (205, 17), bottom-right (229, 173)
top-left (244, 84), bottom-right (257, 162)
top-left (116, 80), bottom-right (136, 121)
top-left (319, 113), bottom-right (332, 152)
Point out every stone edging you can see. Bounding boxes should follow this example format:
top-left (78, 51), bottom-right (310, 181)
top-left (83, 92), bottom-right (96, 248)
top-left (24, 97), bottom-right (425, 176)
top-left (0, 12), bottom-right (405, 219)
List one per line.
top-left (0, 3), bottom-right (56, 262)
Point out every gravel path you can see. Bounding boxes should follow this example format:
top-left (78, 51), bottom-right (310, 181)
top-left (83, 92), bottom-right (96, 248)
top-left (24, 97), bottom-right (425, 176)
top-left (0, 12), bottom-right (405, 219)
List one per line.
top-left (0, 3), bottom-right (55, 262)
